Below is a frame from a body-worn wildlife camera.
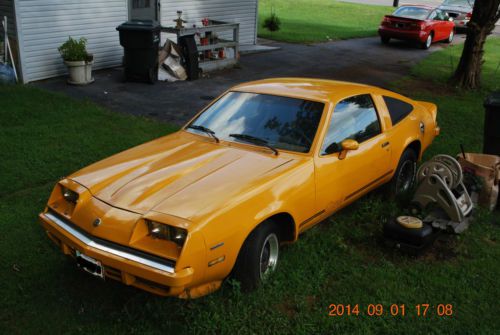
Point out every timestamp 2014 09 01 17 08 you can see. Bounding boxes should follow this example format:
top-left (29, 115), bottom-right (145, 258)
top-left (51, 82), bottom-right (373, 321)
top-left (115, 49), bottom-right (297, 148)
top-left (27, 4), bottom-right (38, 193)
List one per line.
top-left (327, 304), bottom-right (454, 317)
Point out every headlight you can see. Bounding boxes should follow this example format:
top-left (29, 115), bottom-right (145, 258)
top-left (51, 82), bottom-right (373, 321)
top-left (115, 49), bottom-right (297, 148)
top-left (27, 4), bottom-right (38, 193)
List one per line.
top-left (146, 220), bottom-right (187, 246)
top-left (61, 186), bottom-right (79, 204)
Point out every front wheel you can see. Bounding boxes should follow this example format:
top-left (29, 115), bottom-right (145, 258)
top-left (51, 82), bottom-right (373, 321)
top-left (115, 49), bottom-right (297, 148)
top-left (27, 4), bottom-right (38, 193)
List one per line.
top-left (445, 29), bottom-right (454, 43)
top-left (233, 221), bottom-right (280, 291)
top-left (381, 36), bottom-right (390, 44)
top-left (387, 148), bottom-right (417, 198)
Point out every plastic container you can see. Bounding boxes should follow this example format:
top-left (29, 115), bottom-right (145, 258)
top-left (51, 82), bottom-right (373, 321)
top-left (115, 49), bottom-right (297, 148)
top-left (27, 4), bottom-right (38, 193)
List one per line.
top-left (116, 20), bottom-right (161, 83)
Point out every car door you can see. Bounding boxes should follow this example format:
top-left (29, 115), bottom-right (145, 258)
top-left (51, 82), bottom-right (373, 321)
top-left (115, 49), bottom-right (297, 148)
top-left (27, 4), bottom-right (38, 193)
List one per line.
top-left (314, 94), bottom-right (392, 219)
top-left (426, 10), bottom-right (440, 40)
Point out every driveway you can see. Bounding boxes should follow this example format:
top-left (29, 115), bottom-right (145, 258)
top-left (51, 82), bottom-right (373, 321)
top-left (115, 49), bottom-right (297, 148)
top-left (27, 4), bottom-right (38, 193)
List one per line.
top-left (37, 36), bottom-right (464, 126)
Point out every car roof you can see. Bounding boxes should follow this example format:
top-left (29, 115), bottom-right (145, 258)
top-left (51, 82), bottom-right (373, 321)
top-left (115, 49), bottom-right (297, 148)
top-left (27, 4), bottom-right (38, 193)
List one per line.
top-left (231, 78), bottom-right (385, 103)
top-left (397, 4), bottom-right (435, 10)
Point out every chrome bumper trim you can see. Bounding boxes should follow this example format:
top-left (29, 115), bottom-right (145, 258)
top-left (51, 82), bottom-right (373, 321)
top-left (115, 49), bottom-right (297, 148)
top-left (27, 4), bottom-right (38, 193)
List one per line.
top-left (43, 212), bottom-right (175, 274)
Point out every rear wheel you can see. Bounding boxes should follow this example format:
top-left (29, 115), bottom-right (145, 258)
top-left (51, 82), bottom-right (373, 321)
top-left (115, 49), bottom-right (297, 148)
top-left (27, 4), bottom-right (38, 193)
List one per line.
top-left (387, 148), bottom-right (417, 197)
top-left (233, 221), bottom-right (280, 291)
top-left (381, 36), bottom-right (390, 44)
top-left (422, 33), bottom-right (433, 49)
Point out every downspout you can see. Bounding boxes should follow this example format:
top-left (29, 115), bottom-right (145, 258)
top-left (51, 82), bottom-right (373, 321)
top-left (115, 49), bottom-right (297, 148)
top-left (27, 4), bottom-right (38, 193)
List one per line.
top-left (12, 0), bottom-right (26, 83)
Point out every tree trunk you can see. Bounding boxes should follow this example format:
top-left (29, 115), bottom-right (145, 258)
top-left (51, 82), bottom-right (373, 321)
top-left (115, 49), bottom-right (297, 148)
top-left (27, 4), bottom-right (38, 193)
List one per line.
top-left (451, 1), bottom-right (500, 90)
top-left (452, 28), bottom-right (488, 89)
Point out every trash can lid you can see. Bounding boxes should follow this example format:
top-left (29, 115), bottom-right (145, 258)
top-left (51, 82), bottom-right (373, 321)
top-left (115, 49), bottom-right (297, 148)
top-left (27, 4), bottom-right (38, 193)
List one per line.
top-left (116, 20), bottom-right (161, 31)
top-left (484, 91), bottom-right (500, 108)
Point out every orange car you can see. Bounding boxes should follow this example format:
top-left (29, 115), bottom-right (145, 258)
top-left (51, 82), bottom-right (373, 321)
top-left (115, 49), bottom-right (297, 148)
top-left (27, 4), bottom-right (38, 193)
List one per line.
top-left (39, 78), bottom-right (439, 298)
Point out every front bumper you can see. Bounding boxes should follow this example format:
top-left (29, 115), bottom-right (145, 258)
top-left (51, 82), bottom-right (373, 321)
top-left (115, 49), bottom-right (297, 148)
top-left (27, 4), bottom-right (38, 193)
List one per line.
top-left (379, 27), bottom-right (428, 43)
top-left (39, 211), bottom-right (194, 296)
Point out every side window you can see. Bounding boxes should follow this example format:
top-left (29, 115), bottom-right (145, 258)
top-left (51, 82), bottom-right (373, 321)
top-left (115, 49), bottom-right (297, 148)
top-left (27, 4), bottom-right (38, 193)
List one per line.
top-left (429, 10), bottom-right (437, 20)
top-left (321, 94), bottom-right (381, 155)
top-left (383, 96), bottom-right (414, 126)
top-left (436, 10), bottom-right (446, 21)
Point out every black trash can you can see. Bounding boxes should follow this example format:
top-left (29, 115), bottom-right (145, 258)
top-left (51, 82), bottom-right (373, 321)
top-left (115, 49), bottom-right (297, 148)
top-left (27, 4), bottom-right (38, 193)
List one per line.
top-left (116, 20), bottom-right (161, 83)
top-left (483, 91), bottom-right (500, 156)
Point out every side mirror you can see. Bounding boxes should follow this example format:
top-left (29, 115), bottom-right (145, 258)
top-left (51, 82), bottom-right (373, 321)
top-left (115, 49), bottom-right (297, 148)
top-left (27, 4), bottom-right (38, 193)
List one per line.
top-left (338, 139), bottom-right (359, 160)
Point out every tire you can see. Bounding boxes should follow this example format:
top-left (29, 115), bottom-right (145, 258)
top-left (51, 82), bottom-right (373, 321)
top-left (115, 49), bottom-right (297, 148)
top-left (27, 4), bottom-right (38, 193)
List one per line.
top-left (381, 36), bottom-right (390, 44)
top-left (445, 29), bottom-right (454, 43)
top-left (387, 148), bottom-right (417, 198)
top-left (421, 33), bottom-right (433, 49)
top-left (233, 221), bottom-right (280, 291)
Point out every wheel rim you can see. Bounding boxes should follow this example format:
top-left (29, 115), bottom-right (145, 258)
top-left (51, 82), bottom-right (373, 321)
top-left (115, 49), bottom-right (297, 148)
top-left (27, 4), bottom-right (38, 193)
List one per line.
top-left (396, 160), bottom-right (416, 194)
top-left (426, 35), bottom-right (432, 48)
top-left (259, 233), bottom-right (279, 279)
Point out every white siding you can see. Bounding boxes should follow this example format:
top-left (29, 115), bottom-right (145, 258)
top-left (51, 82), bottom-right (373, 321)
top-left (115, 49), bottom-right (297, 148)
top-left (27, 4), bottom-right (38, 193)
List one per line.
top-left (0, 0), bottom-right (16, 37)
top-left (16, 0), bottom-right (127, 82)
top-left (160, 0), bottom-right (257, 45)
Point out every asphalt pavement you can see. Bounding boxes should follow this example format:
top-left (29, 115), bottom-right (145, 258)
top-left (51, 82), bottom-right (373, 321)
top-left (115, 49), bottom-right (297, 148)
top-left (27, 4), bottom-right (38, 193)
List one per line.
top-left (37, 34), bottom-right (464, 126)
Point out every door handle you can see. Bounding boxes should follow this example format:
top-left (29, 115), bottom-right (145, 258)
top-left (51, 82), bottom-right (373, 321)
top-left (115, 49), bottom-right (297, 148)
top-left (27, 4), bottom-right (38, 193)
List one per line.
top-left (381, 142), bottom-right (390, 148)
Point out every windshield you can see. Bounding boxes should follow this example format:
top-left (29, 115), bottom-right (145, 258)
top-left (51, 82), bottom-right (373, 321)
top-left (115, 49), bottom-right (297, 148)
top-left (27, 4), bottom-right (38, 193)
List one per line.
top-left (186, 92), bottom-right (325, 153)
top-left (442, 0), bottom-right (474, 7)
top-left (393, 6), bottom-right (431, 20)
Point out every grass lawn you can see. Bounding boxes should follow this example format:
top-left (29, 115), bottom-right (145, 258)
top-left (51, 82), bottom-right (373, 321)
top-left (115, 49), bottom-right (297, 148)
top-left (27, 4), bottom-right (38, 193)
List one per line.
top-left (258, 0), bottom-right (392, 43)
top-left (1, 40), bottom-right (500, 333)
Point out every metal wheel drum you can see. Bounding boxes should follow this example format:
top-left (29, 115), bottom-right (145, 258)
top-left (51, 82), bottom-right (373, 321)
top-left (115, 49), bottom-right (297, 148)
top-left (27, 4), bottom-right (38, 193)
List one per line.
top-left (431, 155), bottom-right (462, 188)
top-left (259, 233), bottom-right (279, 279)
top-left (417, 161), bottom-right (455, 188)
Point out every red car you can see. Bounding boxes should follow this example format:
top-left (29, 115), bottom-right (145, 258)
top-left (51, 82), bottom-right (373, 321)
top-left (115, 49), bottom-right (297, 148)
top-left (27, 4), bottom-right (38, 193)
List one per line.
top-left (378, 5), bottom-right (455, 49)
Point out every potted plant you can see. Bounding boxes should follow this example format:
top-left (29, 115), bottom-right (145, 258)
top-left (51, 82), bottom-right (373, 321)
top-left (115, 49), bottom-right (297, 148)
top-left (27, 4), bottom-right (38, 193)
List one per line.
top-left (58, 37), bottom-right (94, 85)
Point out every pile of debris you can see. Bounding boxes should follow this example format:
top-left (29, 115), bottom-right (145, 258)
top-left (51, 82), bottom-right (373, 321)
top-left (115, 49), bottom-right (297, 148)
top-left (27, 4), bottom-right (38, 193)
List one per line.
top-left (384, 153), bottom-right (500, 255)
top-left (157, 39), bottom-right (187, 82)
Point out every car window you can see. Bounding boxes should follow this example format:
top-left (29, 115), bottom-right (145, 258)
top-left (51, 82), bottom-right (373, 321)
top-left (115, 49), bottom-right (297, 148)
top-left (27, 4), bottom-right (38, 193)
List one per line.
top-left (383, 96), bottom-right (414, 126)
top-left (435, 10), bottom-right (447, 20)
top-left (428, 10), bottom-right (438, 20)
top-left (321, 94), bottom-right (381, 155)
top-left (187, 92), bottom-right (324, 153)
top-left (393, 6), bottom-right (432, 20)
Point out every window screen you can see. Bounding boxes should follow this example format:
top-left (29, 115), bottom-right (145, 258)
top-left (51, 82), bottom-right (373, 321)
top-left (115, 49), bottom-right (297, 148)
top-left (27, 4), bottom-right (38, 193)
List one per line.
top-left (383, 96), bottom-right (414, 126)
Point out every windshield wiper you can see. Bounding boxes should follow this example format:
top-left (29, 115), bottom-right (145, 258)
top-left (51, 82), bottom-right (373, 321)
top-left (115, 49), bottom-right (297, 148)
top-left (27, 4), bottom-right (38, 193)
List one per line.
top-left (229, 133), bottom-right (279, 156)
top-left (187, 124), bottom-right (219, 143)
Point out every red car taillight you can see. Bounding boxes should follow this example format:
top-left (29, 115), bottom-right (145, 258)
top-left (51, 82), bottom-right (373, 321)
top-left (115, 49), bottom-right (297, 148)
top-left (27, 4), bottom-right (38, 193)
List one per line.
top-left (466, 12), bottom-right (472, 19)
top-left (381, 17), bottom-right (391, 25)
top-left (409, 22), bottom-right (425, 30)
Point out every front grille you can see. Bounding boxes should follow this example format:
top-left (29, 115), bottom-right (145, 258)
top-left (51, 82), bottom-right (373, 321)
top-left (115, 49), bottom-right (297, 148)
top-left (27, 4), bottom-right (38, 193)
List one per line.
top-left (46, 209), bottom-right (176, 270)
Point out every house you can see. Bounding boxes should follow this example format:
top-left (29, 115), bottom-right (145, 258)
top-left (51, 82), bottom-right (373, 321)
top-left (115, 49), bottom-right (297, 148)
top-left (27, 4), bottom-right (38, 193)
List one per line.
top-left (0, 0), bottom-right (259, 83)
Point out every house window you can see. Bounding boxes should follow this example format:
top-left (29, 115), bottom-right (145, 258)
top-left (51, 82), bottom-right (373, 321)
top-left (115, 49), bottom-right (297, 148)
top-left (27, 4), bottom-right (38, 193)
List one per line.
top-left (133, 0), bottom-right (151, 8)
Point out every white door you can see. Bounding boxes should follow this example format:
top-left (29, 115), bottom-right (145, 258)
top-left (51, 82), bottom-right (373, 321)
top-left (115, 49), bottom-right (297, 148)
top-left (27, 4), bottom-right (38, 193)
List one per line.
top-left (129, 0), bottom-right (159, 21)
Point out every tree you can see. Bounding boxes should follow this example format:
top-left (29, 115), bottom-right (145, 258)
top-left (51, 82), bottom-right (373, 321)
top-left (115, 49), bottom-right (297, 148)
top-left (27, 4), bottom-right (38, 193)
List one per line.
top-left (451, 1), bottom-right (500, 90)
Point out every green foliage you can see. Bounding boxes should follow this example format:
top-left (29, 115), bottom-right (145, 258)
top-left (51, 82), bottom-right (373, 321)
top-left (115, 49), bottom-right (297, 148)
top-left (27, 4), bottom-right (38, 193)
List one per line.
top-left (58, 37), bottom-right (93, 62)
top-left (258, 0), bottom-right (392, 43)
top-left (263, 12), bottom-right (282, 32)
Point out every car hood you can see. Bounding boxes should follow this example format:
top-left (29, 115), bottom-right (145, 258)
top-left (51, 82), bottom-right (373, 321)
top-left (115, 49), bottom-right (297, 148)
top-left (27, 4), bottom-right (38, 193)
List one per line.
top-left (70, 131), bottom-right (299, 220)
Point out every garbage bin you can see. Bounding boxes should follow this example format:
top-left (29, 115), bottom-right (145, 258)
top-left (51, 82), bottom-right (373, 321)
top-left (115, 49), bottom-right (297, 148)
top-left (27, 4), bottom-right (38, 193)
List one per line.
top-left (116, 20), bottom-right (161, 83)
top-left (484, 91), bottom-right (500, 156)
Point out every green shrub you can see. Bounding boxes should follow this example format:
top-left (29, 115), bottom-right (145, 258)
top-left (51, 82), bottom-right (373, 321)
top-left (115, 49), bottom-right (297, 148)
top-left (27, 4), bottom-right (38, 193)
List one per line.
top-left (58, 37), bottom-right (93, 62)
top-left (263, 12), bottom-right (281, 32)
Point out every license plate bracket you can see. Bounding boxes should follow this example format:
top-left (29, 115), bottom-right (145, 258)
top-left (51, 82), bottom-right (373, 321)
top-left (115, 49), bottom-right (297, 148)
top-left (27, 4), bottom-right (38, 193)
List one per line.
top-left (76, 251), bottom-right (104, 279)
